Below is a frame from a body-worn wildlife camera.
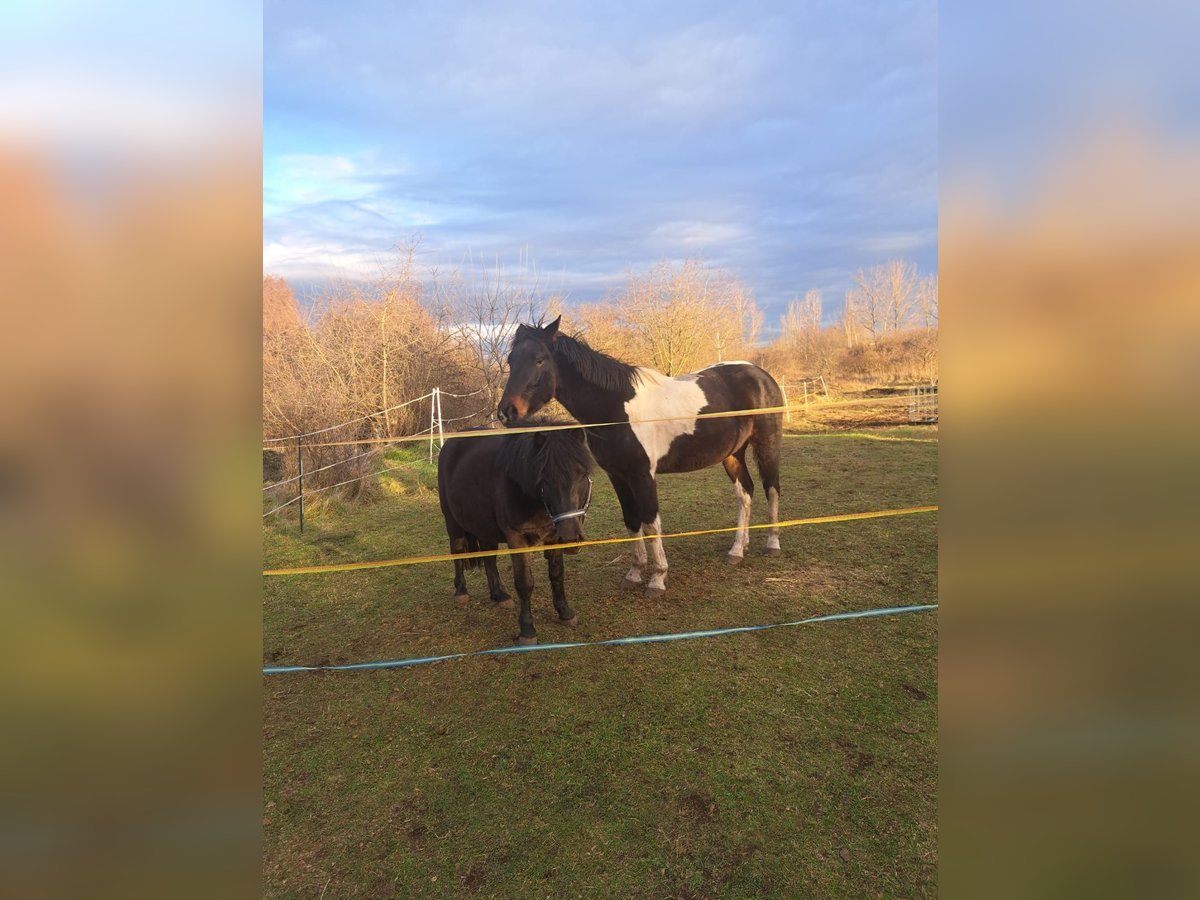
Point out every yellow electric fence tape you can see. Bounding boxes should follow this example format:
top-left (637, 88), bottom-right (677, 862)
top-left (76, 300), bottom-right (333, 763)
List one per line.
top-left (262, 504), bottom-right (937, 576)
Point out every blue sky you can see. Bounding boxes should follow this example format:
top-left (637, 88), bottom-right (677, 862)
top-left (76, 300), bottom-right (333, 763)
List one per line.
top-left (265, 0), bottom-right (936, 329)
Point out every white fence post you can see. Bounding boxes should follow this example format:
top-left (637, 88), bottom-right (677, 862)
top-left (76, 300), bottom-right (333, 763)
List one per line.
top-left (780, 379), bottom-right (791, 423)
top-left (436, 388), bottom-right (445, 448)
top-left (428, 388), bottom-right (438, 463)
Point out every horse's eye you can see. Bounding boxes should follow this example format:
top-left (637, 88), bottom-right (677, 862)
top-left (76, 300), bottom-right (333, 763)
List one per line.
top-left (535, 357), bottom-right (546, 367)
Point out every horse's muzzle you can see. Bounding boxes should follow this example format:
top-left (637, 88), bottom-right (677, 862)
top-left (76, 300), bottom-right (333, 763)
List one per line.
top-left (555, 521), bottom-right (585, 550)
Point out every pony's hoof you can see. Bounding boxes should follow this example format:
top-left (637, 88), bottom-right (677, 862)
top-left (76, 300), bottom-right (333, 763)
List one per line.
top-left (763, 547), bottom-right (782, 557)
top-left (644, 586), bottom-right (666, 600)
top-left (517, 635), bottom-right (537, 646)
top-left (453, 592), bottom-right (470, 604)
top-left (726, 553), bottom-right (743, 566)
top-left (495, 598), bottom-right (515, 610)
top-left (558, 615), bottom-right (578, 627)
top-left (621, 576), bottom-right (643, 591)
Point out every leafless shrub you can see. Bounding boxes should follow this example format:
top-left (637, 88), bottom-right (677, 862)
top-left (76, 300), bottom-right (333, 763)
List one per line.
top-left (575, 260), bottom-right (763, 374)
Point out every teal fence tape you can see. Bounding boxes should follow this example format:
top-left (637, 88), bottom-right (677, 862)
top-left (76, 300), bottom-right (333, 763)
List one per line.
top-left (264, 603), bottom-right (937, 675)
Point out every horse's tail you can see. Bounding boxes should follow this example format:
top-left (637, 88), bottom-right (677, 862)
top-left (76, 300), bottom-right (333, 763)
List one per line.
top-left (749, 367), bottom-right (783, 496)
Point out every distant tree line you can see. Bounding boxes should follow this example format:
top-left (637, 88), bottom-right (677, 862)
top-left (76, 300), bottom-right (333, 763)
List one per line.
top-left (263, 251), bottom-right (937, 493)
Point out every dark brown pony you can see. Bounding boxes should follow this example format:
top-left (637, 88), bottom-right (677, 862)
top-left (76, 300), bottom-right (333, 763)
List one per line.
top-left (498, 317), bottom-right (783, 598)
top-left (437, 421), bottom-right (594, 644)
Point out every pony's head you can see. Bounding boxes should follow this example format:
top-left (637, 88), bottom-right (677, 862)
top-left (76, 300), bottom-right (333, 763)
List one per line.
top-left (529, 425), bottom-right (593, 548)
top-left (498, 316), bottom-right (561, 424)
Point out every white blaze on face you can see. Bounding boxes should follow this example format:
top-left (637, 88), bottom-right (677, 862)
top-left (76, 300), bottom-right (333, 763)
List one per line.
top-left (624, 368), bottom-right (707, 475)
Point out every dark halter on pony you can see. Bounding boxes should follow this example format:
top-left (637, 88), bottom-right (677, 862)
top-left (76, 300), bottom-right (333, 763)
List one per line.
top-left (543, 477), bottom-right (593, 524)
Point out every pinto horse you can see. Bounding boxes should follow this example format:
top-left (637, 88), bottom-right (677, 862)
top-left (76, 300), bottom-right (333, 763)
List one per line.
top-left (437, 421), bottom-right (594, 644)
top-left (497, 316), bottom-right (783, 598)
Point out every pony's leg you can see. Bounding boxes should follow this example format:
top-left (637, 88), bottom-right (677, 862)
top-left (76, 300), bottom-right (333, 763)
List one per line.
top-left (721, 450), bottom-right (755, 565)
top-left (449, 534), bottom-right (470, 601)
top-left (611, 475), bottom-right (647, 589)
top-left (544, 549), bottom-right (577, 625)
top-left (752, 409), bottom-right (784, 556)
top-left (506, 534), bottom-right (537, 645)
top-left (481, 543), bottom-right (513, 607)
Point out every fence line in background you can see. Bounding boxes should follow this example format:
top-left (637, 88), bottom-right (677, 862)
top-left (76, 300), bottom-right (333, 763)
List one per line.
top-left (262, 392), bottom-right (931, 519)
top-left (264, 391), bottom-right (435, 443)
top-left (784, 432), bottom-right (938, 444)
top-left (287, 394), bottom-right (915, 451)
top-left (262, 493), bottom-right (304, 518)
top-left (263, 444), bottom-right (381, 492)
top-left (263, 504), bottom-right (937, 576)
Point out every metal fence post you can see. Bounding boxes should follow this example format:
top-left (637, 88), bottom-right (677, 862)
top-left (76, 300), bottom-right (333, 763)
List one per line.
top-left (296, 436), bottom-right (304, 534)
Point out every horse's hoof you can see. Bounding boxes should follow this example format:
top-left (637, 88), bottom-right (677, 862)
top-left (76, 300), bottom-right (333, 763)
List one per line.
top-left (644, 586), bottom-right (666, 600)
top-left (453, 592), bottom-right (470, 604)
top-left (621, 576), bottom-right (643, 591)
top-left (763, 547), bottom-right (782, 557)
top-left (517, 635), bottom-right (537, 646)
top-left (558, 615), bottom-right (578, 627)
top-left (726, 553), bottom-right (743, 566)
top-left (495, 598), bottom-right (515, 610)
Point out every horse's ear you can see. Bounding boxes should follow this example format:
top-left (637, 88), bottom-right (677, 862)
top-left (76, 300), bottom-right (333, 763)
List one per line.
top-left (543, 315), bottom-right (560, 342)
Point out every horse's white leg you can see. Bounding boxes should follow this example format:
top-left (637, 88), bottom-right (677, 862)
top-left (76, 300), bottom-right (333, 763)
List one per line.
top-left (622, 526), bottom-right (647, 588)
top-left (765, 486), bottom-right (781, 555)
top-left (727, 480), bottom-right (753, 564)
top-left (643, 516), bottom-right (668, 598)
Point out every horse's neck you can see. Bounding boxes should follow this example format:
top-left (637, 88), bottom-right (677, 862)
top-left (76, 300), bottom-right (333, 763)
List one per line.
top-left (553, 349), bottom-right (631, 423)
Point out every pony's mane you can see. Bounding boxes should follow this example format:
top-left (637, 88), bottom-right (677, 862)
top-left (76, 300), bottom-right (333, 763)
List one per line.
top-left (497, 416), bottom-right (593, 494)
top-left (553, 333), bottom-right (639, 394)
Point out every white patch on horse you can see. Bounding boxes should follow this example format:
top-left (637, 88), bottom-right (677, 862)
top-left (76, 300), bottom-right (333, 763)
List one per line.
top-left (643, 515), bottom-right (668, 592)
top-left (701, 360), bottom-right (753, 369)
top-left (730, 480), bottom-right (752, 557)
top-left (624, 368), bottom-right (707, 476)
top-left (766, 486), bottom-right (781, 551)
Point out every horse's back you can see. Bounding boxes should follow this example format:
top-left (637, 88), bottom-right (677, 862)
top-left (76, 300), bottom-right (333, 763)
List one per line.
top-left (636, 362), bottom-right (783, 476)
top-left (437, 429), bottom-right (507, 536)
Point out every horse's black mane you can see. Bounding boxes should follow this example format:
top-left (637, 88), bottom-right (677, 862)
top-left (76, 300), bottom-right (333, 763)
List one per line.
top-left (497, 416), bottom-right (592, 494)
top-left (555, 333), bottom-right (639, 393)
top-left (513, 324), bottom-right (638, 394)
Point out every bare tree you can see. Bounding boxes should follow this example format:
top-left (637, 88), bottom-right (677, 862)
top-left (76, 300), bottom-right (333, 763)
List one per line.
top-left (433, 256), bottom-right (561, 408)
top-left (599, 260), bottom-right (761, 374)
top-left (848, 260), bottom-right (919, 343)
top-left (841, 290), bottom-right (861, 348)
top-left (263, 275), bottom-right (301, 337)
top-left (883, 260), bottom-right (918, 333)
top-left (917, 273), bottom-right (938, 330)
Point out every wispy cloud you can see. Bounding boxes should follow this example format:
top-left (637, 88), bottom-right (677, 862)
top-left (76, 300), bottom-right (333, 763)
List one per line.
top-left (265, 0), bottom-right (937, 326)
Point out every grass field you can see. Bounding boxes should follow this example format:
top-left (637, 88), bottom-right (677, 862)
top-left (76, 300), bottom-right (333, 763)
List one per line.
top-left (263, 425), bottom-right (938, 898)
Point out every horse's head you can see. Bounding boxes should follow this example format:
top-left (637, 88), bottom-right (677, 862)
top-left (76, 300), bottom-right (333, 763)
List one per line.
top-left (532, 426), bottom-right (592, 549)
top-left (498, 316), bottom-right (560, 424)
